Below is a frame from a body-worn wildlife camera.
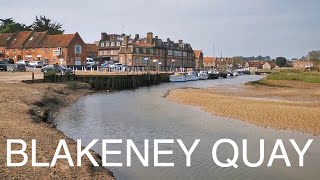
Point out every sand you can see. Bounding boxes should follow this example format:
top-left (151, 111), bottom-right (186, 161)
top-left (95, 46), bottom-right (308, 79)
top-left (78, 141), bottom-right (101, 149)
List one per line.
top-left (166, 79), bottom-right (320, 135)
top-left (0, 77), bottom-right (114, 179)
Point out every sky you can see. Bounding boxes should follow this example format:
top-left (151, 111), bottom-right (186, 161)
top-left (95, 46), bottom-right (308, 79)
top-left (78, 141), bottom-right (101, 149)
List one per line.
top-left (0, 0), bottom-right (319, 59)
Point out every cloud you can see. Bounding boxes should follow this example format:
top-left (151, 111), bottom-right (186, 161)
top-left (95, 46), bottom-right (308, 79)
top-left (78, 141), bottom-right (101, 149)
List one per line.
top-left (0, 0), bottom-right (319, 58)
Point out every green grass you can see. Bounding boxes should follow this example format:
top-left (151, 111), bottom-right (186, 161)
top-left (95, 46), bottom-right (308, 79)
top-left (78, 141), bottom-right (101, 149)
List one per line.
top-left (266, 71), bottom-right (320, 83)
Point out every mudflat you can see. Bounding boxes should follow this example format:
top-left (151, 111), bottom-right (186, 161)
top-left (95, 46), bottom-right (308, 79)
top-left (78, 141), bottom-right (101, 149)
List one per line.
top-left (0, 78), bottom-right (114, 179)
top-left (167, 78), bottom-right (320, 135)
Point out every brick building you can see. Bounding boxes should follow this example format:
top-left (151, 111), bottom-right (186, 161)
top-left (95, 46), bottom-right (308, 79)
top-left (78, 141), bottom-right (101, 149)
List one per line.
top-left (203, 56), bottom-right (216, 70)
top-left (98, 33), bottom-right (126, 62)
top-left (118, 32), bottom-right (195, 68)
top-left (194, 50), bottom-right (204, 70)
top-left (0, 31), bottom-right (87, 66)
top-left (86, 43), bottom-right (98, 58)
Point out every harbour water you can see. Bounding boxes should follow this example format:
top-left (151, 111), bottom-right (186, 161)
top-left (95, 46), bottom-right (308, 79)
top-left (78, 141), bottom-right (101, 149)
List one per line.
top-left (55, 75), bottom-right (320, 180)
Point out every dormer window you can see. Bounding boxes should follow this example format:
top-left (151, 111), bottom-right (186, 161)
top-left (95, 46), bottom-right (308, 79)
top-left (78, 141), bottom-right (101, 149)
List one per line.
top-left (101, 42), bottom-right (105, 47)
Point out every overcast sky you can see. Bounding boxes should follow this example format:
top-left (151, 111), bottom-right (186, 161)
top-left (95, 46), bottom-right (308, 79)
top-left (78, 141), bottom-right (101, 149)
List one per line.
top-left (1, 0), bottom-right (319, 59)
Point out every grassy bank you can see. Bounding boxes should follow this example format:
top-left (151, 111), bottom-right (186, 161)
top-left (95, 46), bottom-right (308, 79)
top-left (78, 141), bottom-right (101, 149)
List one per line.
top-left (266, 71), bottom-right (320, 83)
top-left (247, 71), bottom-right (320, 87)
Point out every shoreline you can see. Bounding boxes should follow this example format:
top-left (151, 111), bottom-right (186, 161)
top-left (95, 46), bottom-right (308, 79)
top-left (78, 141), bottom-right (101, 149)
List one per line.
top-left (166, 78), bottom-right (320, 136)
top-left (0, 81), bottom-right (115, 179)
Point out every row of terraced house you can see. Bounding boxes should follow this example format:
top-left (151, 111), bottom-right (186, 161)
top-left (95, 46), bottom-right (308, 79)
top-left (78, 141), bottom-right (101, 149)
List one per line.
top-left (0, 31), bottom-right (92, 66)
top-left (97, 32), bottom-right (201, 69)
top-left (1, 31), bottom-right (202, 69)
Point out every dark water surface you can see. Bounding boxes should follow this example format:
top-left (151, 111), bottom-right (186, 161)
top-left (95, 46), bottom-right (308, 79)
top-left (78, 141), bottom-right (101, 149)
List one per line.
top-left (55, 75), bottom-right (320, 180)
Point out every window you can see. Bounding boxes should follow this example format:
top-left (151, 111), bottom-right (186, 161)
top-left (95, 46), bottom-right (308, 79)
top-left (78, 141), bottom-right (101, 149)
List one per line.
top-left (106, 42), bottom-right (110, 46)
top-left (111, 42), bottom-right (115, 46)
top-left (13, 49), bottom-right (15, 53)
top-left (26, 48), bottom-right (29, 51)
top-left (122, 42), bottom-right (125, 46)
top-left (143, 48), bottom-right (146, 54)
top-left (101, 42), bottom-right (105, 47)
top-left (116, 42), bottom-right (120, 46)
top-left (135, 48), bottom-right (139, 54)
top-left (75, 45), bottom-right (82, 54)
top-left (42, 48), bottom-right (45, 52)
top-left (150, 49), bottom-right (154, 54)
top-left (48, 48), bottom-right (51, 51)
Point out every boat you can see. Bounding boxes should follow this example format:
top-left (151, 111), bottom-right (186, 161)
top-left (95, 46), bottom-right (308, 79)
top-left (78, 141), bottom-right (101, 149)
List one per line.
top-left (169, 72), bottom-right (187, 82)
top-left (198, 71), bottom-right (209, 80)
top-left (227, 72), bottom-right (236, 78)
top-left (208, 70), bottom-right (220, 79)
top-left (185, 71), bottom-right (199, 81)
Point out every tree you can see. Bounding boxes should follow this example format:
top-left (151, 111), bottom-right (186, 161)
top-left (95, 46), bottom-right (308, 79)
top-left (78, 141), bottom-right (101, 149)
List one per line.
top-left (275, 57), bottom-right (287, 67)
top-left (308, 50), bottom-right (320, 68)
top-left (0, 18), bottom-right (31, 33)
top-left (31, 16), bottom-right (64, 35)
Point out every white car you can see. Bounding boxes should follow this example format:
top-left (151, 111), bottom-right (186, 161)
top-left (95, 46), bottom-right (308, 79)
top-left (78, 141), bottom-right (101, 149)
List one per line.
top-left (110, 63), bottom-right (123, 71)
top-left (86, 58), bottom-right (96, 65)
top-left (29, 61), bottom-right (40, 67)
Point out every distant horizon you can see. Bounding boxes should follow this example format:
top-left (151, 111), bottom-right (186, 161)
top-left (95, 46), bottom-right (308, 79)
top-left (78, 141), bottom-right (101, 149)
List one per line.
top-left (1, 0), bottom-right (319, 59)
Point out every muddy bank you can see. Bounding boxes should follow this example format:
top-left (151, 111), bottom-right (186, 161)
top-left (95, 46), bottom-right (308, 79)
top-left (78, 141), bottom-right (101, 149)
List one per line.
top-left (166, 79), bottom-right (320, 135)
top-left (0, 81), bottom-right (114, 179)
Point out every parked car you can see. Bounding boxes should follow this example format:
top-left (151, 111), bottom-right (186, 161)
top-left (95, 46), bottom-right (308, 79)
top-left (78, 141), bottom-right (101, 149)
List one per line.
top-left (101, 63), bottom-right (111, 68)
top-left (0, 61), bottom-right (8, 71)
top-left (17, 60), bottom-right (28, 65)
top-left (13, 63), bottom-right (26, 71)
top-left (41, 65), bottom-right (73, 74)
top-left (86, 58), bottom-right (96, 65)
top-left (36, 62), bottom-right (43, 68)
top-left (110, 63), bottom-right (123, 71)
top-left (86, 64), bottom-right (98, 70)
top-left (29, 61), bottom-right (40, 67)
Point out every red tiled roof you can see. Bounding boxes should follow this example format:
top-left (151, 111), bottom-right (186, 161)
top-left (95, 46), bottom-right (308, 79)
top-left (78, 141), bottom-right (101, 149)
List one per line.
top-left (7, 31), bottom-right (32, 48)
top-left (247, 61), bottom-right (264, 67)
top-left (86, 43), bottom-right (98, 52)
top-left (0, 33), bottom-right (15, 46)
top-left (194, 50), bottom-right (202, 58)
top-left (203, 56), bottom-right (215, 63)
top-left (37, 33), bottom-right (76, 47)
top-left (23, 31), bottom-right (47, 48)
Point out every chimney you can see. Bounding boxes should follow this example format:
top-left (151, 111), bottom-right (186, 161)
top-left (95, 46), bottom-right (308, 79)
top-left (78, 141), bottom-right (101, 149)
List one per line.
top-left (147, 32), bottom-right (153, 45)
top-left (135, 34), bottom-right (140, 40)
top-left (123, 35), bottom-right (129, 48)
top-left (179, 40), bottom-right (183, 44)
top-left (155, 36), bottom-right (158, 40)
top-left (101, 32), bottom-right (107, 41)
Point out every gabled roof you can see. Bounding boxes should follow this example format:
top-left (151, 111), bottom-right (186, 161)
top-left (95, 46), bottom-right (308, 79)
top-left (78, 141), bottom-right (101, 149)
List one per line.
top-left (7, 31), bottom-right (33, 49)
top-left (0, 33), bottom-right (15, 46)
top-left (23, 31), bottom-right (47, 48)
top-left (247, 61), bottom-right (264, 67)
top-left (37, 33), bottom-right (76, 47)
top-left (194, 50), bottom-right (202, 58)
top-left (86, 43), bottom-right (98, 52)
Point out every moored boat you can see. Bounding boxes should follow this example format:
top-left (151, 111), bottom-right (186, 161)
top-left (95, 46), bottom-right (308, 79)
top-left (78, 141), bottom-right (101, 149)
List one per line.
top-left (198, 71), bottom-right (209, 80)
top-left (185, 71), bottom-right (199, 81)
top-left (169, 73), bottom-right (187, 82)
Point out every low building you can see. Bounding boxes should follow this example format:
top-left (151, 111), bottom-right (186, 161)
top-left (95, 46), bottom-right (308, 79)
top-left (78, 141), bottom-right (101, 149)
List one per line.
top-left (0, 31), bottom-right (87, 66)
top-left (262, 61), bottom-right (276, 70)
top-left (292, 60), bottom-right (314, 69)
top-left (86, 44), bottom-right (98, 58)
top-left (194, 50), bottom-right (203, 70)
top-left (245, 61), bottom-right (264, 71)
